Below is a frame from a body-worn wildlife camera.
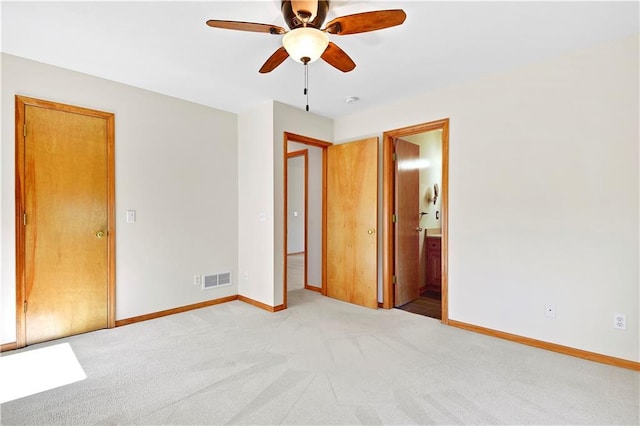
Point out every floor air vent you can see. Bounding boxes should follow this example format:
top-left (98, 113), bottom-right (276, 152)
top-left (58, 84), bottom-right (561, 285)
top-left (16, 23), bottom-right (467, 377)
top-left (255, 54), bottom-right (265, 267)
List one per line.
top-left (202, 272), bottom-right (232, 290)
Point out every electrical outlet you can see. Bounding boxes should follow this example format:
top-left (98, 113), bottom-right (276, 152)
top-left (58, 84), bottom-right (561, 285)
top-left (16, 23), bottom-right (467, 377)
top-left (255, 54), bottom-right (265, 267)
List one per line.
top-left (193, 275), bottom-right (202, 286)
top-left (243, 271), bottom-right (249, 281)
top-left (614, 313), bottom-right (626, 330)
top-left (544, 303), bottom-right (556, 318)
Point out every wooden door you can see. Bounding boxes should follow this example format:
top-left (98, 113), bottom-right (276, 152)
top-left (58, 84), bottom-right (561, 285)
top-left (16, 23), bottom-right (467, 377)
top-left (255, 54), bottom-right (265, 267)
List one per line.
top-left (326, 137), bottom-right (378, 309)
top-left (394, 139), bottom-right (421, 306)
top-left (17, 97), bottom-right (115, 346)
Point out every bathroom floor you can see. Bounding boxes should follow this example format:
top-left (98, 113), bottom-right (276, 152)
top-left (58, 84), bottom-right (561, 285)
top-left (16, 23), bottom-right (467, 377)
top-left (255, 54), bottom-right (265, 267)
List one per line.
top-left (397, 290), bottom-right (442, 320)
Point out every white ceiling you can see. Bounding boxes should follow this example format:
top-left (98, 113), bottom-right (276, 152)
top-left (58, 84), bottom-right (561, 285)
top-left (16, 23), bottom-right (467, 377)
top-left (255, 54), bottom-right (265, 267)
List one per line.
top-left (1, 1), bottom-right (638, 119)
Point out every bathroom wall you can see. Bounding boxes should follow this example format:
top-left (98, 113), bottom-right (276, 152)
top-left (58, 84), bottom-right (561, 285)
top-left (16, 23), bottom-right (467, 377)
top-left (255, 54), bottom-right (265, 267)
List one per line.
top-left (403, 131), bottom-right (443, 231)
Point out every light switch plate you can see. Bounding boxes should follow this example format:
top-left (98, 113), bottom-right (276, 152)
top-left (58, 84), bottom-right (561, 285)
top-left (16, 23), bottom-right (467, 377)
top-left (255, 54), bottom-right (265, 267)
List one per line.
top-left (126, 210), bottom-right (136, 223)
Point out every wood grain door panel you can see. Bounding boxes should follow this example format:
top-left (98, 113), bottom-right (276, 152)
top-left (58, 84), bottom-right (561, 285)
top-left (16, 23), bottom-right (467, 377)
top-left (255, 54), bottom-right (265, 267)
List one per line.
top-left (326, 137), bottom-right (378, 309)
top-left (21, 101), bottom-right (111, 345)
top-left (394, 139), bottom-right (420, 306)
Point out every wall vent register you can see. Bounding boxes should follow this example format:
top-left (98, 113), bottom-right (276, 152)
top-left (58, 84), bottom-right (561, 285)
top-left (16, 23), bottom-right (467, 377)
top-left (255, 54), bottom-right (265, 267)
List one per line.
top-left (202, 272), bottom-right (232, 290)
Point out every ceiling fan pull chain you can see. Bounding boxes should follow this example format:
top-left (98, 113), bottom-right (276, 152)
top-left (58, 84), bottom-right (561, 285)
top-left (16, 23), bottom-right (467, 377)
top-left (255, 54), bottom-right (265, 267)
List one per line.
top-left (304, 61), bottom-right (309, 112)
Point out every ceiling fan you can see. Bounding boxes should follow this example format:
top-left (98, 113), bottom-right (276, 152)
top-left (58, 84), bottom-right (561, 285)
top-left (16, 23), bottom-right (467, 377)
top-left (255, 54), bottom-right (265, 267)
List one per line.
top-left (206, 0), bottom-right (407, 74)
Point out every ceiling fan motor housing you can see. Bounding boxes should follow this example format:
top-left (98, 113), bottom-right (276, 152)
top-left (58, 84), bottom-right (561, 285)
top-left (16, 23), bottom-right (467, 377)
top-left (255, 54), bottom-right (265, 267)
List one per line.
top-left (282, 0), bottom-right (330, 29)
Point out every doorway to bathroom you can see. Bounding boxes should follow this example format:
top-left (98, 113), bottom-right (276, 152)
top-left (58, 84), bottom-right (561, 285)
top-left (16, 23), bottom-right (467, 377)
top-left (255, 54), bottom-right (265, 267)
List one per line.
top-left (382, 119), bottom-right (449, 322)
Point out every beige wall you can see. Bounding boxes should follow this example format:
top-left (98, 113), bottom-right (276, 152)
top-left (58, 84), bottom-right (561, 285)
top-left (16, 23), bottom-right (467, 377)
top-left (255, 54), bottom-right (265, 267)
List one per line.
top-left (334, 35), bottom-right (639, 362)
top-left (2, 33), bottom-right (637, 363)
top-left (1, 54), bottom-right (239, 344)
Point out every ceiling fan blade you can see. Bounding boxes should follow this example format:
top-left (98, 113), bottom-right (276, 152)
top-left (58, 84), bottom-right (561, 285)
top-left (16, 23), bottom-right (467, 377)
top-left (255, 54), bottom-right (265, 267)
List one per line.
top-left (206, 20), bottom-right (286, 35)
top-left (324, 9), bottom-right (406, 35)
top-left (259, 47), bottom-right (290, 73)
top-left (321, 42), bottom-right (356, 72)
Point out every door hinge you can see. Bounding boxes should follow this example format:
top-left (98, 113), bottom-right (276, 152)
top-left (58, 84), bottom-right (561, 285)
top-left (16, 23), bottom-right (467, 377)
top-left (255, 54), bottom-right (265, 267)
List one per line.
top-left (23, 124), bottom-right (27, 137)
top-left (24, 301), bottom-right (27, 313)
top-left (23, 213), bottom-right (27, 226)
top-left (392, 213), bottom-right (397, 223)
top-left (392, 275), bottom-right (397, 284)
top-left (392, 152), bottom-right (397, 161)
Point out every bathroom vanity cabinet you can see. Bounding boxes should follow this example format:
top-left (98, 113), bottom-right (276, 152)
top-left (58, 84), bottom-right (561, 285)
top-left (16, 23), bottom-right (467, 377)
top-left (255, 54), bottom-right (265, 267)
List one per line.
top-left (425, 235), bottom-right (441, 293)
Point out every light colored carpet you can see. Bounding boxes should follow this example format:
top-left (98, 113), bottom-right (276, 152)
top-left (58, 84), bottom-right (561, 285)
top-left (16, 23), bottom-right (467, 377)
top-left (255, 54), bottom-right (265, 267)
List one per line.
top-left (1, 289), bottom-right (638, 425)
top-left (287, 253), bottom-right (304, 291)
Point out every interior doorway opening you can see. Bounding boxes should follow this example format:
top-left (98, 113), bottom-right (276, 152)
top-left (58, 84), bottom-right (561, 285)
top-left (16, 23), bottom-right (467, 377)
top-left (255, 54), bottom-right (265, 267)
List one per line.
top-left (382, 119), bottom-right (449, 323)
top-left (286, 150), bottom-right (308, 293)
top-left (283, 132), bottom-right (331, 309)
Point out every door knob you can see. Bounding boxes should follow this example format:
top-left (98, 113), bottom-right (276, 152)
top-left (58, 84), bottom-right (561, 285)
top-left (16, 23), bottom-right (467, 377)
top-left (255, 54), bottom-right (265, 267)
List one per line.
top-left (367, 228), bottom-right (376, 235)
top-left (96, 231), bottom-right (106, 239)
top-left (416, 227), bottom-right (423, 232)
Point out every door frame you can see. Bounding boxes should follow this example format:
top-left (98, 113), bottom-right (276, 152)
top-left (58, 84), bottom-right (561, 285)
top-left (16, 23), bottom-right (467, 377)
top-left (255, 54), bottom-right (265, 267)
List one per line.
top-left (286, 148), bottom-right (309, 292)
top-left (283, 132), bottom-right (332, 309)
top-left (382, 119), bottom-right (449, 323)
top-left (15, 95), bottom-right (116, 348)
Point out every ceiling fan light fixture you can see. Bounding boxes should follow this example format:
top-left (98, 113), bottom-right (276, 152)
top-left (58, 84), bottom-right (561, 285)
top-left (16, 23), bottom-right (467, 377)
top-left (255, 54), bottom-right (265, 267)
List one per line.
top-left (282, 27), bottom-right (329, 64)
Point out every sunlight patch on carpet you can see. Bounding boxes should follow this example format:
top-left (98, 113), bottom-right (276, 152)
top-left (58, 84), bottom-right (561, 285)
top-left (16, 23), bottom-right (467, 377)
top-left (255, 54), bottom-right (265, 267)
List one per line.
top-left (0, 342), bottom-right (87, 403)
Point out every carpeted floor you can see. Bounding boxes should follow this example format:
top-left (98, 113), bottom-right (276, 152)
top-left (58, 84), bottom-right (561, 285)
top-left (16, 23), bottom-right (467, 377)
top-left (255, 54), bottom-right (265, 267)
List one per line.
top-left (287, 253), bottom-right (304, 291)
top-left (1, 289), bottom-right (638, 425)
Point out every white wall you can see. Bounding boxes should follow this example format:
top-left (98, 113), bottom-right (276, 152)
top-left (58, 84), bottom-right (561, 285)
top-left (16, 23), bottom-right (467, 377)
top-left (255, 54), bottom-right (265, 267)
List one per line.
top-left (334, 35), bottom-right (640, 362)
top-left (237, 101), bottom-right (275, 306)
top-left (273, 101), bottom-right (333, 306)
top-left (404, 131), bottom-right (443, 231)
top-left (287, 155), bottom-right (305, 253)
top-left (1, 54), bottom-right (239, 344)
